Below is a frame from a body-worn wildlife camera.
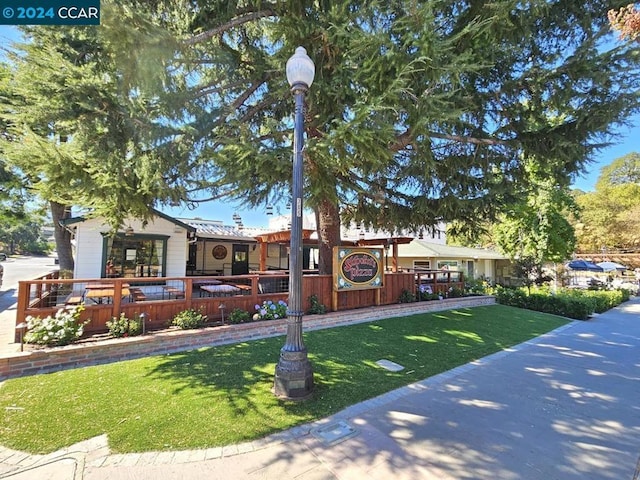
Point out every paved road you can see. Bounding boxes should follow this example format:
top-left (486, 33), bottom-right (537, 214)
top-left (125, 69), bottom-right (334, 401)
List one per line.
top-left (0, 255), bottom-right (58, 304)
top-left (0, 255), bottom-right (59, 350)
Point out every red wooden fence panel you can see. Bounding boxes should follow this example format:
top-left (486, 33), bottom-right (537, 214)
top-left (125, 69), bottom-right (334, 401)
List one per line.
top-left (15, 271), bottom-right (459, 340)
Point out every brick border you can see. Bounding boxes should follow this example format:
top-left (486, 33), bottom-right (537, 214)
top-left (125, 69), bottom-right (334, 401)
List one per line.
top-left (0, 296), bottom-right (495, 380)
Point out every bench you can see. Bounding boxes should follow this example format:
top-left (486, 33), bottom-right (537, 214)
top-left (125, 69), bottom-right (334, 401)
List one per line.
top-left (28, 291), bottom-right (57, 308)
top-left (65, 293), bottom-right (85, 305)
top-left (129, 288), bottom-right (147, 302)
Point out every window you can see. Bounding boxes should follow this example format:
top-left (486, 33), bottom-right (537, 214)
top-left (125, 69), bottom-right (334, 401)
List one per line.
top-left (103, 234), bottom-right (168, 278)
top-left (437, 260), bottom-right (459, 270)
top-left (414, 261), bottom-right (431, 270)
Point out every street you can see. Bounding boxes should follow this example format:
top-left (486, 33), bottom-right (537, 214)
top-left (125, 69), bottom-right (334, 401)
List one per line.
top-left (0, 255), bottom-right (59, 312)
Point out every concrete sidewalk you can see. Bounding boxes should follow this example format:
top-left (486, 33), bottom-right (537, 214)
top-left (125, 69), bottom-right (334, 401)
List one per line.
top-left (1, 298), bottom-right (639, 479)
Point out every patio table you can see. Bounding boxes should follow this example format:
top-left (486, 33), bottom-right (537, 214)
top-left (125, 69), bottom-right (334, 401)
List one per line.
top-left (192, 279), bottom-right (222, 287)
top-left (85, 282), bottom-right (130, 290)
top-left (200, 284), bottom-right (241, 297)
top-left (163, 286), bottom-right (185, 299)
top-left (85, 287), bottom-right (131, 304)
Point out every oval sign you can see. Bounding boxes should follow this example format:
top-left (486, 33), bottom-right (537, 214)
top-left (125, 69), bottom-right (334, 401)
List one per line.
top-left (340, 251), bottom-right (379, 284)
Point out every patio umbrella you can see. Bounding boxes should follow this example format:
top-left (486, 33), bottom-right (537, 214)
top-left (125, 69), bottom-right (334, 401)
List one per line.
top-left (566, 259), bottom-right (604, 272)
top-left (596, 261), bottom-right (628, 272)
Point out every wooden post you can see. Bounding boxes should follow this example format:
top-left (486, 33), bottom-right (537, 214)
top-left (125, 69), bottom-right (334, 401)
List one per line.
top-left (112, 279), bottom-right (123, 317)
top-left (392, 242), bottom-right (399, 272)
top-left (251, 275), bottom-right (259, 306)
top-left (15, 281), bottom-right (30, 342)
top-left (259, 242), bottom-right (267, 271)
top-left (185, 277), bottom-right (193, 309)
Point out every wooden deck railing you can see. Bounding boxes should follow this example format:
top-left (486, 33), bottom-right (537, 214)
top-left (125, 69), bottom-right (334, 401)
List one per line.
top-left (15, 270), bottom-right (464, 341)
top-left (414, 269), bottom-right (465, 293)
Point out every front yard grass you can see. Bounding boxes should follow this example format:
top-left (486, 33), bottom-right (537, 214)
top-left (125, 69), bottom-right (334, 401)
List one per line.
top-left (0, 305), bottom-right (568, 454)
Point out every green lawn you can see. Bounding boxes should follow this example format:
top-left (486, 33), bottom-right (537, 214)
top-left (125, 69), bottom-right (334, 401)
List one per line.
top-left (0, 305), bottom-right (568, 454)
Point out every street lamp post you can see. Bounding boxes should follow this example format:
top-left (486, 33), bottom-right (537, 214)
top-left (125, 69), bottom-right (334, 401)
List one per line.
top-left (274, 46), bottom-right (315, 400)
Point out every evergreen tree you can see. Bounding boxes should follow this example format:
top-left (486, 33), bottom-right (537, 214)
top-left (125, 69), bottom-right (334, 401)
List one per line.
top-left (0, 25), bottom-right (189, 270)
top-left (113, 0), bottom-right (636, 274)
top-left (2, 1), bottom-right (639, 276)
top-left (0, 63), bottom-right (38, 253)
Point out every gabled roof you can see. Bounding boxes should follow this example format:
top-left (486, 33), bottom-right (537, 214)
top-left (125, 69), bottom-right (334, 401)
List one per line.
top-left (398, 240), bottom-right (506, 260)
top-left (61, 208), bottom-right (195, 232)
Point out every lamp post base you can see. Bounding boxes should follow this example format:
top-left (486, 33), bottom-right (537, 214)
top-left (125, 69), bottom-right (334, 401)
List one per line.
top-left (274, 350), bottom-right (314, 400)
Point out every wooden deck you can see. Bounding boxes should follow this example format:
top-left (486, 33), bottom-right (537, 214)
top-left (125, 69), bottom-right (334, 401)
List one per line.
top-left (15, 271), bottom-right (464, 341)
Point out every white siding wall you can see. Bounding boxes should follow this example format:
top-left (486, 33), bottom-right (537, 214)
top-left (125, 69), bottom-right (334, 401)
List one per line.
top-left (398, 256), bottom-right (497, 279)
top-left (73, 216), bottom-right (188, 279)
top-left (482, 259), bottom-right (495, 281)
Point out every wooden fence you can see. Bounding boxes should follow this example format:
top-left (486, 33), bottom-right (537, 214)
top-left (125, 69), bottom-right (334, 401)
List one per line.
top-left (15, 270), bottom-right (464, 341)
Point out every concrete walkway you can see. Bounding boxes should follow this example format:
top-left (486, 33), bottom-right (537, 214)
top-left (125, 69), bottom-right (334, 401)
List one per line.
top-left (1, 295), bottom-right (639, 479)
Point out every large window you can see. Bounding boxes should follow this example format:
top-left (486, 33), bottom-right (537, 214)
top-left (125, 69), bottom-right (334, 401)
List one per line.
top-left (437, 260), bottom-right (459, 270)
top-left (103, 234), bottom-right (168, 278)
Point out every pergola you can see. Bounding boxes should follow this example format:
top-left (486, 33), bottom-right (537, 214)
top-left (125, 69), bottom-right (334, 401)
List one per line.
top-left (354, 237), bottom-right (415, 272)
top-left (253, 231), bottom-right (414, 273)
top-left (253, 229), bottom-right (316, 272)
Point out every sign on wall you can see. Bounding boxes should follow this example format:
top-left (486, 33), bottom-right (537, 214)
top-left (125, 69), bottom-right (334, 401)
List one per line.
top-left (333, 247), bottom-right (384, 291)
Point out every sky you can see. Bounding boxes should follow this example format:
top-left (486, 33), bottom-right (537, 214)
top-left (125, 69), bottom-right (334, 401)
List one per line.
top-left (1, 26), bottom-right (639, 229)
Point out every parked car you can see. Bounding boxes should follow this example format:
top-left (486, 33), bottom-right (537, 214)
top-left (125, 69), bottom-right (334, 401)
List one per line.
top-left (0, 253), bottom-right (6, 261)
top-left (587, 277), bottom-right (606, 288)
top-left (0, 263), bottom-right (3, 288)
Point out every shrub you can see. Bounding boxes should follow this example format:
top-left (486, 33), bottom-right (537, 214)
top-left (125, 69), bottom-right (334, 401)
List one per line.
top-left (24, 305), bottom-right (88, 347)
top-left (307, 294), bottom-right (326, 314)
top-left (417, 285), bottom-right (438, 301)
top-left (228, 308), bottom-right (251, 324)
top-left (494, 286), bottom-right (614, 320)
top-left (494, 286), bottom-right (528, 308)
top-left (619, 288), bottom-right (631, 302)
top-left (398, 289), bottom-right (415, 303)
top-left (106, 313), bottom-right (143, 338)
top-left (466, 278), bottom-right (491, 295)
top-left (253, 300), bottom-right (288, 321)
top-left (577, 289), bottom-right (628, 313)
top-left (447, 286), bottom-right (465, 298)
top-left (172, 308), bottom-right (207, 329)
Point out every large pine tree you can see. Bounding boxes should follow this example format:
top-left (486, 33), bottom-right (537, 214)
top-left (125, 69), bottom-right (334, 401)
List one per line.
top-left (115, 0), bottom-right (638, 274)
top-left (3, 1), bottom-right (639, 274)
top-left (0, 25), bottom-right (192, 270)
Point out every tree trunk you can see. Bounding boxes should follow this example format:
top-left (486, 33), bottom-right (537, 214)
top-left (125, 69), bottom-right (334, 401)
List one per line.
top-left (51, 201), bottom-right (75, 274)
top-left (315, 198), bottom-right (341, 276)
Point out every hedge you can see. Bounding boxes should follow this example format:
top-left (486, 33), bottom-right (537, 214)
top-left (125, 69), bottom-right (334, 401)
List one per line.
top-left (494, 286), bottom-right (630, 320)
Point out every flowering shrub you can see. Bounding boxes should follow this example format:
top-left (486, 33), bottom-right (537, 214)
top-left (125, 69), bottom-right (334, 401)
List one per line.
top-left (466, 279), bottom-right (491, 295)
top-left (228, 308), bottom-right (251, 324)
top-left (172, 308), bottom-right (207, 329)
top-left (106, 313), bottom-right (143, 338)
top-left (253, 300), bottom-right (288, 321)
top-left (447, 286), bottom-right (465, 298)
top-left (24, 305), bottom-right (88, 347)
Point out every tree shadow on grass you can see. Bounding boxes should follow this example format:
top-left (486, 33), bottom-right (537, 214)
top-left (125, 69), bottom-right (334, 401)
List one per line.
top-left (136, 305), bottom-right (569, 451)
